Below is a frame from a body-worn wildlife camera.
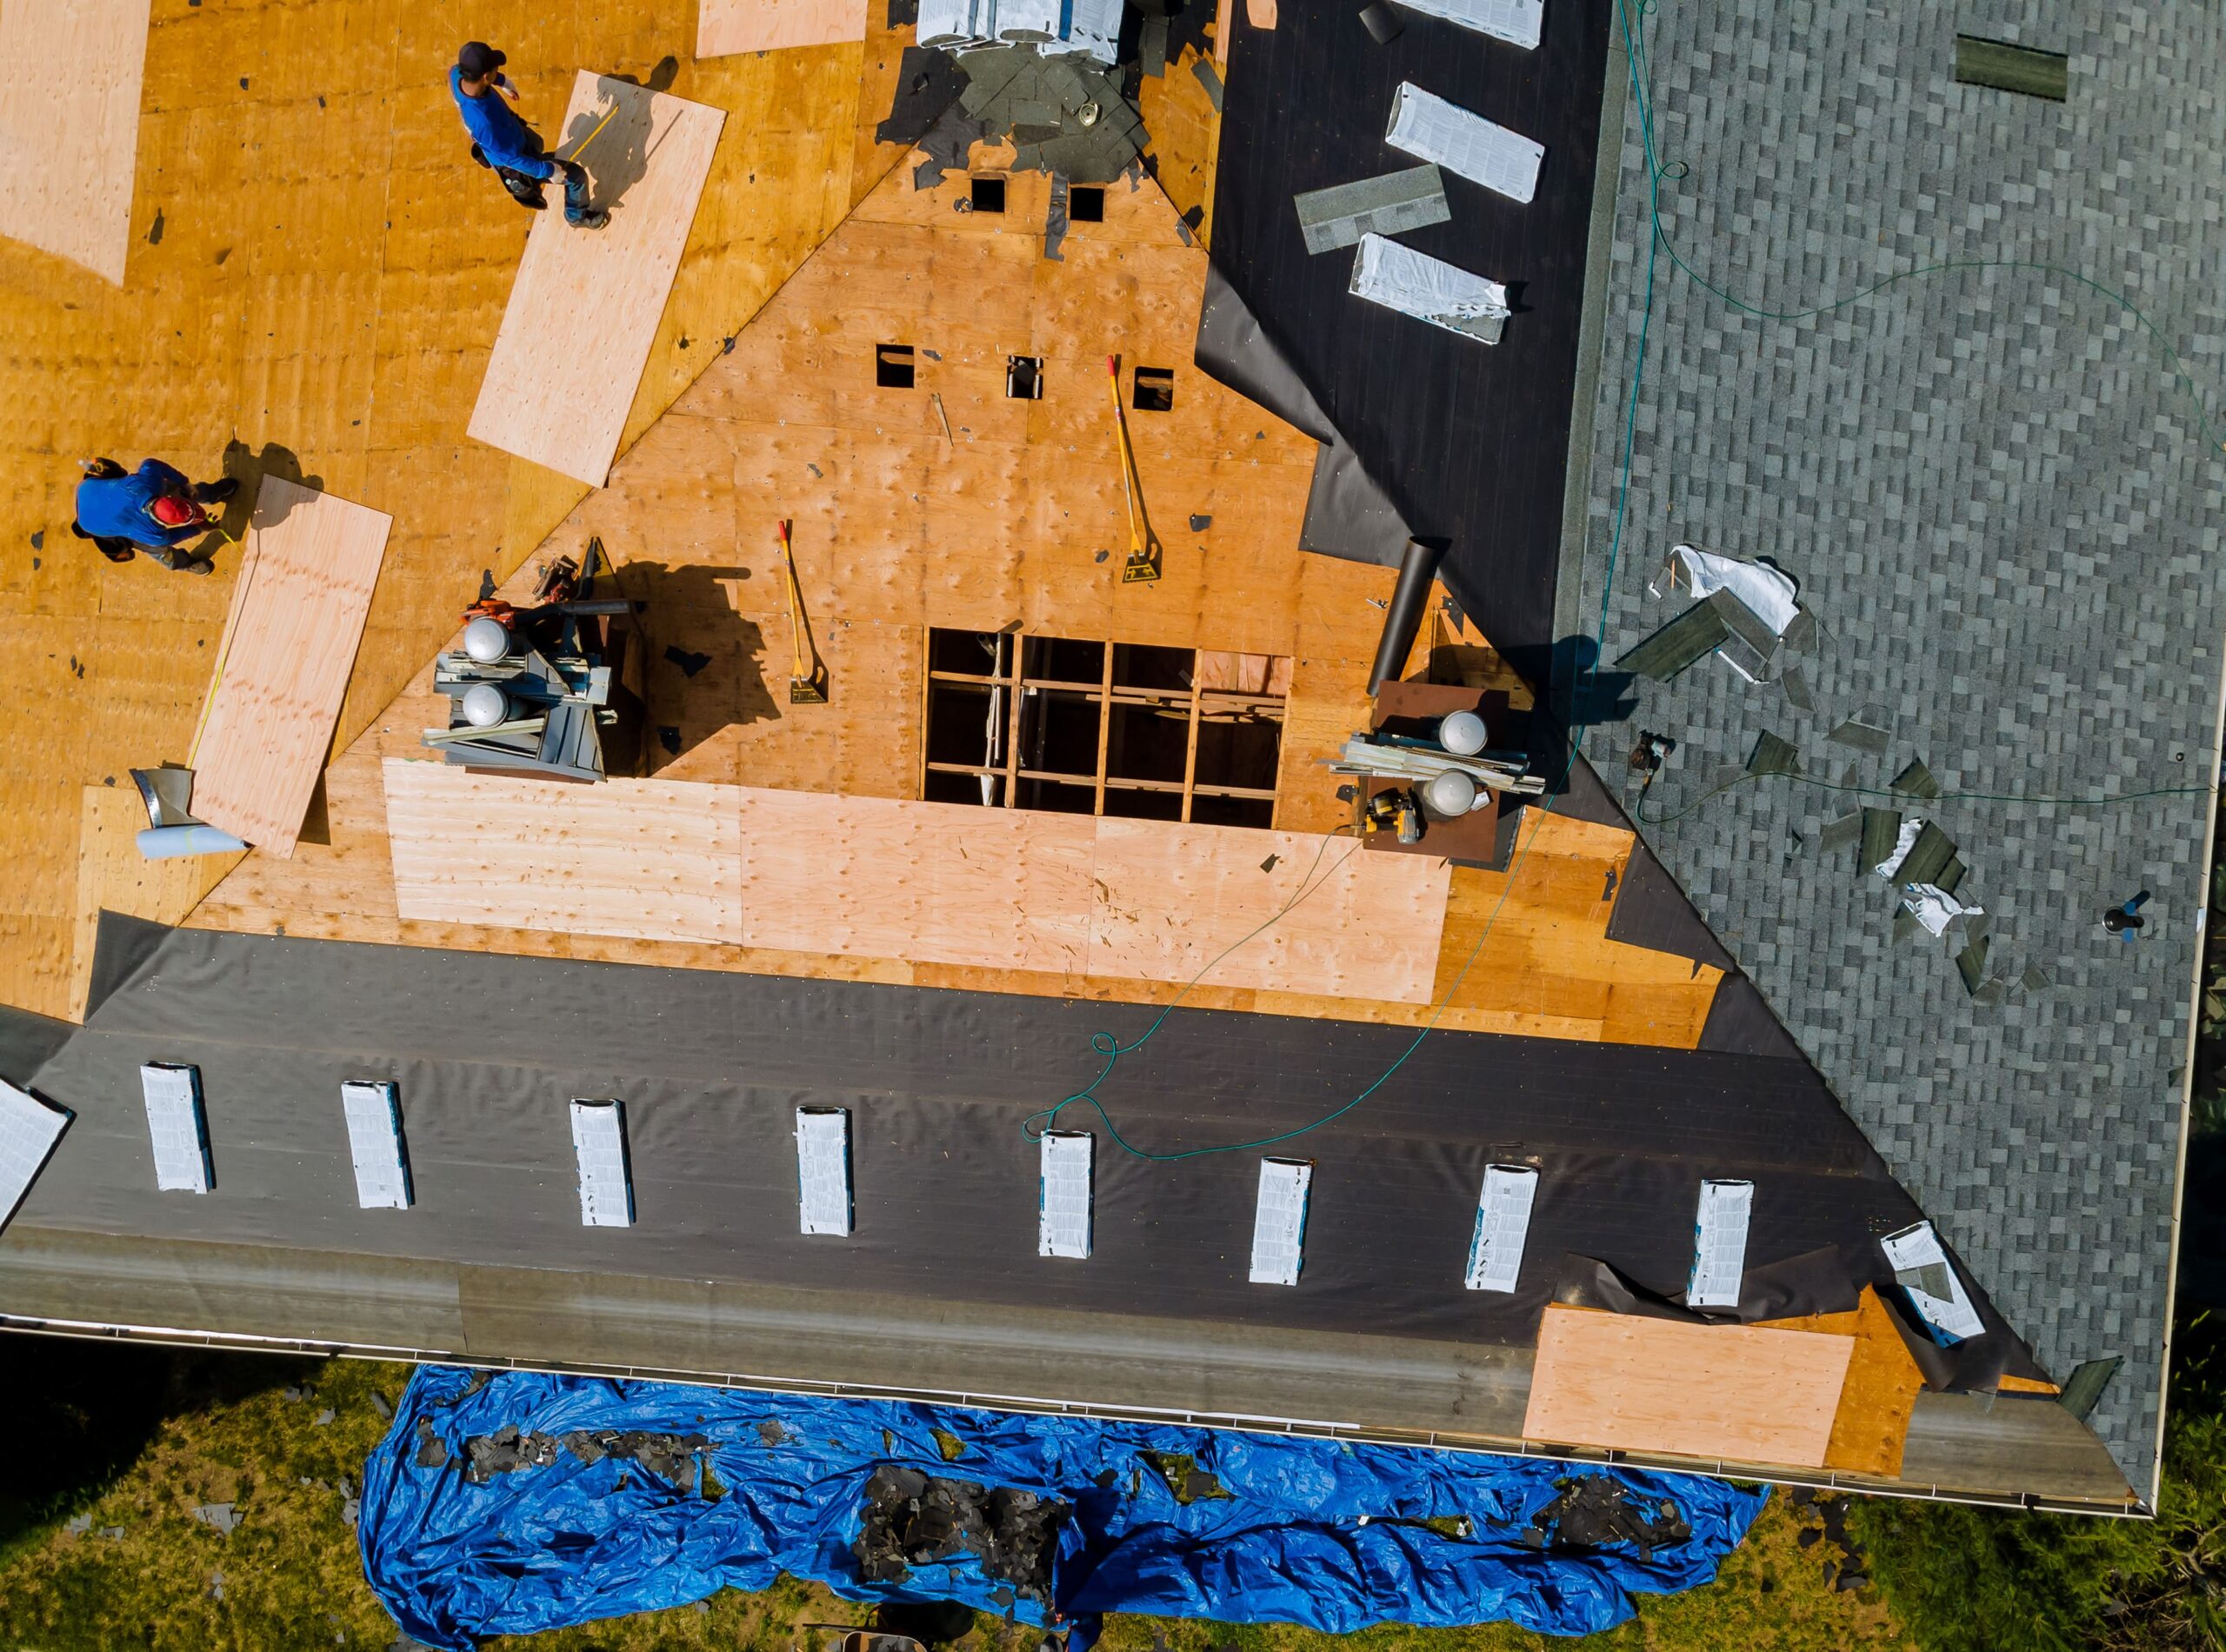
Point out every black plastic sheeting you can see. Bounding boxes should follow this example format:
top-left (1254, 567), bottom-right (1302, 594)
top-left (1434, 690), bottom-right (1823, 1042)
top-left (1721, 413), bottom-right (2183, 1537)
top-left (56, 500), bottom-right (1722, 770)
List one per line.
top-left (1193, 266), bottom-right (1413, 567)
top-left (4, 916), bottom-right (2036, 1391)
top-left (1207, 0), bottom-right (1612, 664)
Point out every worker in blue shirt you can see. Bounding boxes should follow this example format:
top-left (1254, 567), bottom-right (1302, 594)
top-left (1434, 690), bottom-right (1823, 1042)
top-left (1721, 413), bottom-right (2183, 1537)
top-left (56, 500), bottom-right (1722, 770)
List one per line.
top-left (69, 457), bottom-right (237, 574)
top-left (451, 43), bottom-right (606, 230)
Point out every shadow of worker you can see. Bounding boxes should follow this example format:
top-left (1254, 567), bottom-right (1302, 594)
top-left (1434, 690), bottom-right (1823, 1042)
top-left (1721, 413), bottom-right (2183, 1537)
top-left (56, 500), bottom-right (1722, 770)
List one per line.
top-left (563, 77), bottom-right (657, 217)
top-left (608, 558), bottom-right (783, 769)
top-left (216, 439), bottom-right (325, 536)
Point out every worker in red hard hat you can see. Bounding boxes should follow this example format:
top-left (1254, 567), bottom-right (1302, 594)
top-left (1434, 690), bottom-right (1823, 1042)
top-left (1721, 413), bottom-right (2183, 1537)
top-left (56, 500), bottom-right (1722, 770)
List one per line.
top-left (70, 456), bottom-right (237, 574)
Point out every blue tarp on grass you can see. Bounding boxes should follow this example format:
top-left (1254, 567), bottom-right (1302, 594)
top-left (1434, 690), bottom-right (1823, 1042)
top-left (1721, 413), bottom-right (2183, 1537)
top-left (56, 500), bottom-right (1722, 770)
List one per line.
top-left (360, 1367), bottom-right (1766, 1649)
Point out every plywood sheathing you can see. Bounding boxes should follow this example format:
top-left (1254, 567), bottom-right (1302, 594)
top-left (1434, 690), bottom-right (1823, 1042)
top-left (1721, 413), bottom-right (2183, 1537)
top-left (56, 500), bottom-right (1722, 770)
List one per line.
top-left (697, 0), bottom-right (870, 58)
top-left (0, 0), bottom-right (914, 1019)
top-left (384, 759), bottom-right (1451, 1001)
top-left (467, 77), bottom-right (727, 486)
top-left (188, 476), bottom-right (391, 855)
top-left (187, 149), bottom-right (1723, 1047)
top-left (1523, 1303), bottom-right (1856, 1469)
top-left (1136, 44), bottom-right (1223, 244)
top-left (1759, 1286), bottom-right (1928, 1479)
top-left (0, 0), bottom-right (151, 283)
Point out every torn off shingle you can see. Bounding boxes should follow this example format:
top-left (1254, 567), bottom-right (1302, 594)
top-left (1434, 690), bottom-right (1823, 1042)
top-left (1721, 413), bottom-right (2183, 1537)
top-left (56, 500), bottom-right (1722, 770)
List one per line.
top-left (1892, 907), bottom-right (1920, 943)
top-left (1936, 856), bottom-right (1965, 896)
top-left (1779, 663), bottom-right (1814, 710)
top-left (1956, 933), bottom-right (1990, 996)
top-left (1857, 807), bottom-right (1903, 872)
top-left (1747, 730), bottom-right (1800, 776)
top-left (1819, 811), bottom-right (1862, 853)
top-left (1890, 758), bottom-right (1941, 800)
top-left (1828, 716), bottom-right (1891, 756)
top-left (2022, 964), bottom-right (2053, 992)
top-left (1898, 823), bottom-right (1956, 889)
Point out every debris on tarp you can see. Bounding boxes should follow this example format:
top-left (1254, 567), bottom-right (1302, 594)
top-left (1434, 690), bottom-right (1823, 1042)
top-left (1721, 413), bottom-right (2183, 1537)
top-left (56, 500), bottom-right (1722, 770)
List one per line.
top-left (854, 1466), bottom-right (1070, 1603)
top-left (1518, 1475), bottom-right (1691, 1563)
top-left (359, 1367), bottom-right (1769, 1651)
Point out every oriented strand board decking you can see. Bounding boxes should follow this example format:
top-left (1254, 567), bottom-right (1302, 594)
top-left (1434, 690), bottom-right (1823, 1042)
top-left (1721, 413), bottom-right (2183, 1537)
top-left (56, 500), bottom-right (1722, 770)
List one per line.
top-left (0, 0), bottom-right (149, 283)
top-left (183, 154), bottom-right (1723, 1047)
top-left (698, 0), bottom-right (868, 57)
top-left (383, 759), bottom-right (1452, 1002)
top-left (187, 477), bottom-right (390, 856)
top-left (1522, 1304), bottom-right (1856, 1469)
top-left (467, 76), bottom-right (726, 485)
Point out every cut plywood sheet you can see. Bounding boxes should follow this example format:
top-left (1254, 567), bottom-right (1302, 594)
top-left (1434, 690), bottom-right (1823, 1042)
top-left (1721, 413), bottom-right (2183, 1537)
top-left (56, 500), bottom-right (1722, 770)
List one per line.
top-left (738, 789), bottom-right (1096, 976)
top-left (1091, 820), bottom-right (1449, 1003)
top-left (467, 75), bottom-right (725, 486)
top-left (698, 0), bottom-right (869, 57)
top-left (188, 477), bottom-right (391, 857)
top-left (1523, 1304), bottom-right (1854, 1469)
top-left (382, 761), bottom-right (1445, 1001)
top-left (0, 0), bottom-right (150, 283)
top-left (383, 762), bottom-right (742, 944)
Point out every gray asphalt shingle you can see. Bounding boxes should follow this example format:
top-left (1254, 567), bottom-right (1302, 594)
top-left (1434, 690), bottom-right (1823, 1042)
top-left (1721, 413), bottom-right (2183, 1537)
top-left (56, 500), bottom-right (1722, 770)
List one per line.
top-left (1571, 0), bottom-right (2224, 1489)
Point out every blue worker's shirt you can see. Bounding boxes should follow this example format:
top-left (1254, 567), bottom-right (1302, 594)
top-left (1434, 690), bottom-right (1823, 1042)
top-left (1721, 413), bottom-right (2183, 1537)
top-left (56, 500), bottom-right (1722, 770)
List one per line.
top-left (74, 459), bottom-right (199, 548)
top-left (451, 68), bottom-right (554, 181)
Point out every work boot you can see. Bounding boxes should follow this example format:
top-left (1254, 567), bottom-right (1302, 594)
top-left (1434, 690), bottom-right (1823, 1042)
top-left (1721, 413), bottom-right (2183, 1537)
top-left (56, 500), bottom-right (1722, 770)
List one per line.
top-left (192, 476), bottom-right (239, 504)
top-left (561, 162), bottom-right (607, 230)
top-left (181, 556), bottom-right (214, 576)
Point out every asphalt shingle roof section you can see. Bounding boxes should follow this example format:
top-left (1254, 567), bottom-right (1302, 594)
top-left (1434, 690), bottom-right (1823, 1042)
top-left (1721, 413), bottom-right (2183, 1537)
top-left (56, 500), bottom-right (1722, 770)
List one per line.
top-left (1570, 0), bottom-right (2225, 1492)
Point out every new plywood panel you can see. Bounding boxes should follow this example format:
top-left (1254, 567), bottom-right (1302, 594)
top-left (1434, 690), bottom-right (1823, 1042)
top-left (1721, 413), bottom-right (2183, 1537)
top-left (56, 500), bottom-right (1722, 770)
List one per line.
top-left (737, 789), bottom-right (1095, 976)
top-left (698, 0), bottom-right (869, 57)
top-left (1091, 820), bottom-right (1449, 1004)
top-left (189, 477), bottom-right (391, 857)
top-left (0, 0), bottom-right (149, 283)
top-left (383, 761), bottom-right (1443, 1001)
top-left (467, 76), bottom-right (726, 486)
top-left (383, 761), bottom-right (742, 945)
top-left (1523, 1305), bottom-right (1854, 1469)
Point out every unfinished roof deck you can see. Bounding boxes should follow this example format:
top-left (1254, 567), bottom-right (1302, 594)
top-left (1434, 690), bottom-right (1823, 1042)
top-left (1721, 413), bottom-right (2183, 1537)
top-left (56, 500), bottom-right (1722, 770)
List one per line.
top-left (0, 0), bottom-right (2196, 1521)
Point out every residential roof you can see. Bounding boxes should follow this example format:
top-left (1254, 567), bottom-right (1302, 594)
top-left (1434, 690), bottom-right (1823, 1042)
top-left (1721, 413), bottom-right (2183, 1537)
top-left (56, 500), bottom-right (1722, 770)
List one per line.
top-left (1560, 0), bottom-right (2222, 1493)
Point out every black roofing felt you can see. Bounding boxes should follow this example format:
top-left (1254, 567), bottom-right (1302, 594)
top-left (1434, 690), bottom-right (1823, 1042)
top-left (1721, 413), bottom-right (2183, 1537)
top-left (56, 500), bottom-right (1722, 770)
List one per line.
top-left (1207, 0), bottom-right (1610, 664)
top-left (10, 916), bottom-right (2039, 1393)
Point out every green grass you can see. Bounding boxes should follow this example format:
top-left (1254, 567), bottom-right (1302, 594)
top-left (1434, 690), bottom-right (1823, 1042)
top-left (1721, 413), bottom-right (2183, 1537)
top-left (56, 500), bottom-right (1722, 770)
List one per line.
top-left (0, 1343), bottom-right (1910, 1651)
top-left (1851, 1308), bottom-right (2226, 1652)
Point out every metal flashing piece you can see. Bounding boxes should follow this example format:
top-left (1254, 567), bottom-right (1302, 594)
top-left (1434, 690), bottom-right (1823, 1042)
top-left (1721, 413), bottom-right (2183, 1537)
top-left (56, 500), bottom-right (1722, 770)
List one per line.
top-left (1037, 1130), bottom-right (1094, 1259)
top-left (796, 1107), bottom-right (855, 1237)
top-left (140, 1062), bottom-right (213, 1195)
top-left (1249, 1157), bottom-right (1313, 1286)
top-left (0, 1078), bottom-right (70, 1232)
top-left (1464, 1163), bottom-right (1538, 1292)
top-left (569, 1099), bottom-right (634, 1229)
top-left (1826, 716), bottom-right (1892, 756)
top-left (1618, 601), bottom-right (1730, 682)
top-left (1349, 233), bottom-right (1509, 344)
top-left (1687, 1178), bottom-right (1752, 1309)
top-left (339, 1081), bottom-right (412, 1211)
top-left (1746, 731), bottom-right (1800, 776)
top-left (1881, 1219), bottom-right (1986, 1343)
top-left (1889, 758), bottom-right (1941, 800)
top-left (1954, 34), bottom-right (2068, 102)
top-left (1294, 164), bottom-right (1450, 255)
top-left (1383, 83), bottom-right (1543, 204)
top-left (1390, 0), bottom-right (1541, 50)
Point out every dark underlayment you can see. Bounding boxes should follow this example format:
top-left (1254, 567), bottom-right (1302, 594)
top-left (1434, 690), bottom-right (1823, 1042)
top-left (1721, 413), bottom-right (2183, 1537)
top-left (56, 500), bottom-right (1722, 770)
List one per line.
top-left (4, 916), bottom-right (2037, 1389)
top-left (1208, 0), bottom-right (1610, 662)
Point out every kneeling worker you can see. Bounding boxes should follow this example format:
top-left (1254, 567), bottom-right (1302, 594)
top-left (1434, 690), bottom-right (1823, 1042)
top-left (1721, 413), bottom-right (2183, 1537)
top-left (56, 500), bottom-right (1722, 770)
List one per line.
top-left (70, 457), bottom-right (237, 574)
top-left (450, 42), bottom-right (607, 230)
